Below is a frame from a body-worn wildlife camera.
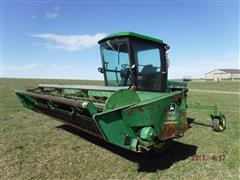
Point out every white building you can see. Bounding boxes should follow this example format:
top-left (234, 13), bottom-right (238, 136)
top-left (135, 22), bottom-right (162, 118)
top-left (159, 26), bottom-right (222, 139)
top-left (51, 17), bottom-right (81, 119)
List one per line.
top-left (205, 69), bottom-right (240, 81)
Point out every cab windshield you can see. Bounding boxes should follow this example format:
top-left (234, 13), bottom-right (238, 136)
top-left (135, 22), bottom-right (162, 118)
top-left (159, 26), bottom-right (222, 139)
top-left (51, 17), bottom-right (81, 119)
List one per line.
top-left (101, 40), bottom-right (131, 86)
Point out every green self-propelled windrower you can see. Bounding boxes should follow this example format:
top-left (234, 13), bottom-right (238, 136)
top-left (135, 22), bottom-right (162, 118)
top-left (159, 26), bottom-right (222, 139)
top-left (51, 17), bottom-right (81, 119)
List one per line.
top-left (15, 32), bottom-right (226, 152)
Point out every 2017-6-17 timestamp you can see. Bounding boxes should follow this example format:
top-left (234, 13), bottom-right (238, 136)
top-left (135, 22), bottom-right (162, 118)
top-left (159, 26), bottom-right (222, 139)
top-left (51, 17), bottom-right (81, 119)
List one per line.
top-left (191, 154), bottom-right (226, 161)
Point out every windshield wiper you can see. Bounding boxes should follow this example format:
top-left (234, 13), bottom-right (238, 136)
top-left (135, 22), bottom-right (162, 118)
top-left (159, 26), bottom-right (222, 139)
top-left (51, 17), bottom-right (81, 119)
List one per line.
top-left (106, 40), bottom-right (116, 52)
top-left (106, 40), bottom-right (120, 65)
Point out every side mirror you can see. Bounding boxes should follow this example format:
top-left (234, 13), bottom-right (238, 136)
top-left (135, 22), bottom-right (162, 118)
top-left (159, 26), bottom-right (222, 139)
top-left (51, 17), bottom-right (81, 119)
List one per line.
top-left (166, 53), bottom-right (170, 69)
top-left (167, 58), bottom-right (170, 69)
top-left (98, 67), bottom-right (104, 73)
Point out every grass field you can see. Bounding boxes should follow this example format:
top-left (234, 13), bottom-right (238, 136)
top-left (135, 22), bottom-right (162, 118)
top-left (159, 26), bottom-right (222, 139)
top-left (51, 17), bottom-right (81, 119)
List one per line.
top-left (188, 80), bottom-right (240, 92)
top-left (1, 78), bottom-right (239, 179)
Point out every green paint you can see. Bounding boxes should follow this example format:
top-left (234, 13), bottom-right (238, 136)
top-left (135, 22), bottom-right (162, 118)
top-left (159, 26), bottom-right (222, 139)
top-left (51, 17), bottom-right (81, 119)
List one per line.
top-left (16, 93), bottom-right (35, 110)
top-left (81, 101), bottom-right (98, 116)
top-left (104, 89), bottom-right (140, 112)
top-left (88, 90), bottom-right (113, 98)
top-left (15, 32), bottom-right (226, 153)
top-left (140, 127), bottom-right (155, 142)
top-left (99, 31), bottom-right (164, 44)
top-left (130, 138), bottom-right (138, 151)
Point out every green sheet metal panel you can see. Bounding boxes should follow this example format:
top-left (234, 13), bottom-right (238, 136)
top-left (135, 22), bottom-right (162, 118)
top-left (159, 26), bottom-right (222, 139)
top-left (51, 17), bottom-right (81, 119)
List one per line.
top-left (94, 106), bottom-right (136, 150)
top-left (167, 80), bottom-right (188, 90)
top-left (136, 91), bottom-right (168, 101)
top-left (103, 89), bottom-right (140, 112)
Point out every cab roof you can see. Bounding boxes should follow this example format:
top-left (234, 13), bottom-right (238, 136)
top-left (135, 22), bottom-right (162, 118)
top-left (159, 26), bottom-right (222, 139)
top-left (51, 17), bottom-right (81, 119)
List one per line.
top-left (98, 31), bottom-right (164, 44)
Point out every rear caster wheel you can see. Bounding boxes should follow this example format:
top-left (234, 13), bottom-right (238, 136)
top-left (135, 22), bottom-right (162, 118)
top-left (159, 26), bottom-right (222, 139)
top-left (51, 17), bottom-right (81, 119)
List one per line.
top-left (212, 114), bottom-right (226, 132)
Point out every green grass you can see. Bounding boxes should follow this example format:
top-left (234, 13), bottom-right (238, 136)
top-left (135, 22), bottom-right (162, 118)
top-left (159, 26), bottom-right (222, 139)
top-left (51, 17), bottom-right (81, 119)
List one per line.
top-left (188, 80), bottom-right (240, 92)
top-left (1, 78), bottom-right (239, 179)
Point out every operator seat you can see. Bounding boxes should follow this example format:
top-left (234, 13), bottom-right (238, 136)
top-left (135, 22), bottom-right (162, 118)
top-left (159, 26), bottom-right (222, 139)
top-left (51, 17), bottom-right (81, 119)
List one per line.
top-left (140, 65), bottom-right (157, 90)
top-left (119, 67), bottom-right (130, 86)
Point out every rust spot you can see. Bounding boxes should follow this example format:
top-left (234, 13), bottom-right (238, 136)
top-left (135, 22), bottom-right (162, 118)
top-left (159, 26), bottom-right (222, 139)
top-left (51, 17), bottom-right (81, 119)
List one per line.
top-left (178, 122), bottom-right (189, 134)
top-left (135, 107), bottom-right (144, 112)
top-left (180, 111), bottom-right (187, 117)
top-left (159, 121), bottom-right (189, 140)
top-left (171, 95), bottom-right (181, 100)
top-left (159, 122), bottom-right (177, 140)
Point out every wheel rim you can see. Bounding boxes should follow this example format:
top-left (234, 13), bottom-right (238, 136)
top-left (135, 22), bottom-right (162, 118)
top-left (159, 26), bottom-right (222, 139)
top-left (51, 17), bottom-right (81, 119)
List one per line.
top-left (212, 115), bottom-right (226, 132)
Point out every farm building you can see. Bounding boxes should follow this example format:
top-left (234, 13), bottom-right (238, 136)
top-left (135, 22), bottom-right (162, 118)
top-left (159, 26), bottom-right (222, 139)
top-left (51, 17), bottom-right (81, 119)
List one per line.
top-left (205, 69), bottom-right (240, 81)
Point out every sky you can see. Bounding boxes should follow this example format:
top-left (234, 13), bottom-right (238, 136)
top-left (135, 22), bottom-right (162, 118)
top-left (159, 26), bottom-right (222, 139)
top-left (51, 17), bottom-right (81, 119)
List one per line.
top-left (1, 0), bottom-right (239, 80)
